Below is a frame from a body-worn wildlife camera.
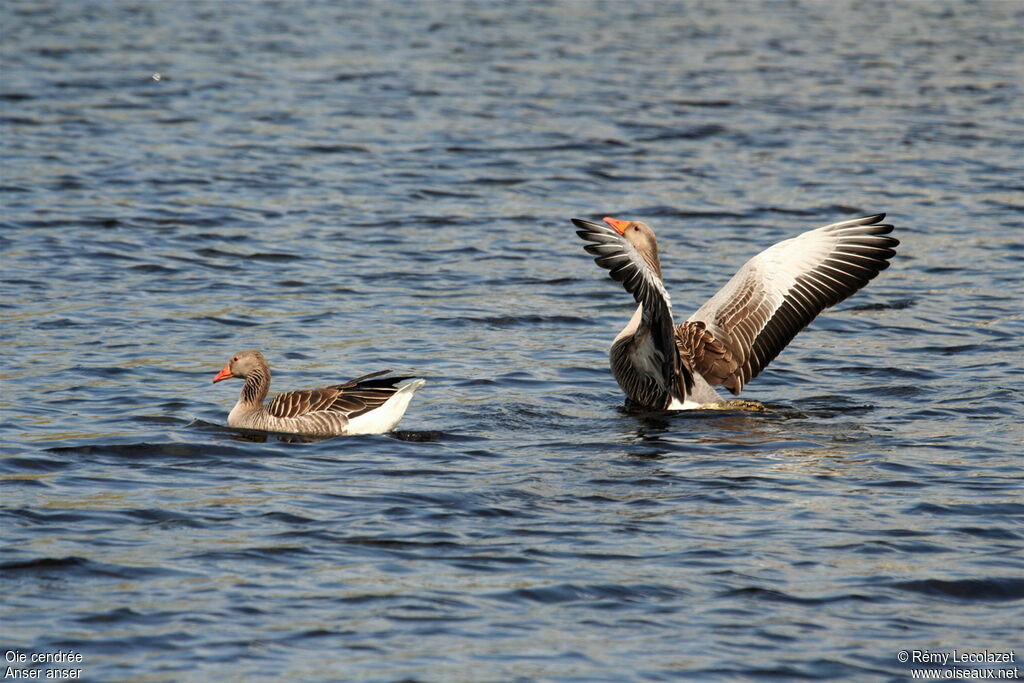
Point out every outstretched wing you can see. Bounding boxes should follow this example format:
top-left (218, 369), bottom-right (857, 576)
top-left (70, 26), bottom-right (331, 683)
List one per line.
top-left (680, 213), bottom-right (899, 394)
top-left (266, 370), bottom-right (414, 420)
top-left (573, 218), bottom-right (691, 403)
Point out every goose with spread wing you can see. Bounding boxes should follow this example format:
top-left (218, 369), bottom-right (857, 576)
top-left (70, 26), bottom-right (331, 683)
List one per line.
top-left (212, 349), bottom-right (425, 436)
top-left (572, 214), bottom-right (899, 409)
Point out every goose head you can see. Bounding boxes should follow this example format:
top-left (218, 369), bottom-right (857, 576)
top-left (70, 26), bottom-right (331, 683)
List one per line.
top-left (603, 216), bottom-right (662, 278)
top-left (212, 349), bottom-right (268, 383)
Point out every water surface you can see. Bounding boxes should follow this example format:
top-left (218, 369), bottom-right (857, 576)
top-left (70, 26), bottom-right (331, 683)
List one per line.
top-left (2, 1), bottom-right (1022, 680)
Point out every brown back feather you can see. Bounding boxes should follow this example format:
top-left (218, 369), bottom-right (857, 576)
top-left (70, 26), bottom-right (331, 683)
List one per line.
top-left (265, 370), bottom-right (413, 420)
top-left (675, 321), bottom-right (743, 395)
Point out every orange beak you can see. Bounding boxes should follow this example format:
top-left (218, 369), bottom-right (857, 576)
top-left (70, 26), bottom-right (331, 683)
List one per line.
top-left (603, 216), bottom-right (630, 235)
top-left (212, 363), bottom-right (233, 383)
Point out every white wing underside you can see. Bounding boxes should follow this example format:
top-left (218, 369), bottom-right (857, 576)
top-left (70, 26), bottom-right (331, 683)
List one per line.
top-left (685, 214), bottom-right (899, 394)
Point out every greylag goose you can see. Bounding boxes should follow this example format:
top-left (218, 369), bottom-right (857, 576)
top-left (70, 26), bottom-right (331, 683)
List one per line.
top-left (212, 349), bottom-right (425, 436)
top-left (572, 214), bottom-right (899, 410)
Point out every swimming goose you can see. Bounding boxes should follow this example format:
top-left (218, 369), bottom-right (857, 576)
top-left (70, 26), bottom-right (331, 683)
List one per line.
top-left (212, 349), bottom-right (425, 436)
top-left (572, 214), bottom-right (899, 410)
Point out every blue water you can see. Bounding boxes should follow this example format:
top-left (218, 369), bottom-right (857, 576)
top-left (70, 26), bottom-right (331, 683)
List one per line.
top-left (2, 1), bottom-right (1022, 680)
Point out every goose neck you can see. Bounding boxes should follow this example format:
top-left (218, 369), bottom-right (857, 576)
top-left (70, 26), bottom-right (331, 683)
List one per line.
top-left (240, 367), bottom-right (270, 407)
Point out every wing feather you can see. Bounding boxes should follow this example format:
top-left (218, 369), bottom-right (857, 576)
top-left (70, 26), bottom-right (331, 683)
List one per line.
top-left (681, 214), bottom-right (898, 395)
top-left (265, 388), bottom-right (338, 419)
top-left (574, 218), bottom-right (691, 405)
top-left (266, 370), bottom-right (413, 420)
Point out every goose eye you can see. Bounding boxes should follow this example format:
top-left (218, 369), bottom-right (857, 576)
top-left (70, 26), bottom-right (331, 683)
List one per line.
top-left (232, 356), bottom-right (238, 362)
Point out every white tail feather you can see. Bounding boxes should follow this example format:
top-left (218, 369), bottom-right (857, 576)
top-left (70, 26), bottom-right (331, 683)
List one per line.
top-left (345, 379), bottom-right (426, 435)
